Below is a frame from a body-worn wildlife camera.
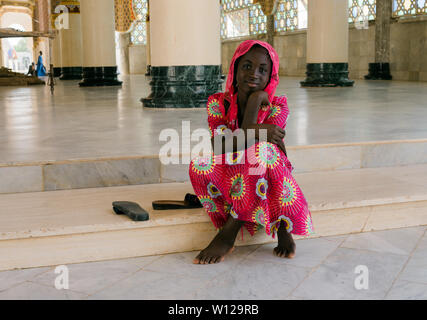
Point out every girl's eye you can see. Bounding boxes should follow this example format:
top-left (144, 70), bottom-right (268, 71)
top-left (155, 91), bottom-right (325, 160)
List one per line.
top-left (243, 64), bottom-right (251, 70)
top-left (259, 67), bottom-right (265, 73)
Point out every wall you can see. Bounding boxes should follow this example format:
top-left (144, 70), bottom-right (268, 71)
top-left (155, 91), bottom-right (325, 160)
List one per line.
top-left (220, 32), bottom-right (307, 77)
top-left (274, 31), bottom-right (307, 77)
top-left (221, 18), bottom-right (426, 81)
top-left (390, 19), bottom-right (427, 81)
top-left (348, 26), bottom-right (375, 80)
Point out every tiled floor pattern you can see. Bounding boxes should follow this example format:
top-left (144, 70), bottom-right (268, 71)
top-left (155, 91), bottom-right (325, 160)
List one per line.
top-left (0, 225), bottom-right (426, 300)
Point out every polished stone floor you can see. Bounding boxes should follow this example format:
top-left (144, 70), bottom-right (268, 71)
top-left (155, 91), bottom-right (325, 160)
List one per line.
top-left (0, 76), bottom-right (427, 164)
top-left (0, 225), bottom-right (426, 300)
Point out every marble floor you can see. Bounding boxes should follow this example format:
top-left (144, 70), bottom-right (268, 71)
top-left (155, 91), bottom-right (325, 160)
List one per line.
top-left (0, 76), bottom-right (427, 164)
top-left (0, 225), bottom-right (426, 300)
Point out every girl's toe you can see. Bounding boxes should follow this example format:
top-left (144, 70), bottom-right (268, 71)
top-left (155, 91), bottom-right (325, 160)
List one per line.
top-left (286, 251), bottom-right (295, 259)
top-left (193, 253), bottom-right (202, 264)
top-left (207, 256), bottom-right (216, 264)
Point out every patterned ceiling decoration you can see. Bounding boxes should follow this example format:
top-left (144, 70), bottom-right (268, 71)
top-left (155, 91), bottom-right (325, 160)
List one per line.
top-left (0, 0), bottom-right (35, 10)
top-left (254, 0), bottom-right (279, 15)
top-left (50, 0), bottom-right (60, 29)
top-left (115, 0), bottom-right (136, 32)
top-left (58, 0), bottom-right (80, 13)
top-left (0, 0), bottom-right (34, 16)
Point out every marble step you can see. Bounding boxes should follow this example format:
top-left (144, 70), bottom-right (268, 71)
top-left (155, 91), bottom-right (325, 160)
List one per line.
top-left (1, 139), bottom-right (427, 194)
top-left (0, 164), bottom-right (426, 271)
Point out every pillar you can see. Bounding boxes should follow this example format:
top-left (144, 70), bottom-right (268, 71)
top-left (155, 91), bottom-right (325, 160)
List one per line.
top-left (301, 0), bottom-right (354, 87)
top-left (0, 39), bottom-right (3, 67)
top-left (117, 32), bottom-right (130, 75)
top-left (51, 32), bottom-right (62, 77)
top-left (51, 5), bottom-right (62, 77)
top-left (256, 0), bottom-right (279, 47)
top-left (79, 0), bottom-right (121, 86)
top-left (145, 0), bottom-right (151, 76)
top-left (365, 0), bottom-right (392, 80)
top-left (59, 0), bottom-right (83, 80)
top-left (141, 0), bottom-right (222, 108)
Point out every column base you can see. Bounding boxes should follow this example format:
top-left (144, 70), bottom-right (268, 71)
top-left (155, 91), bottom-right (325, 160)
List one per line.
top-left (141, 65), bottom-right (223, 108)
top-left (145, 65), bottom-right (151, 76)
top-left (60, 67), bottom-right (83, 80)
top-left (364, 63), bottom-right (392, 80)
top-left (79, 66), bottom-right (122, 87)
top-left (300, 63), bottom-right (354, 87)
top-left (53, 67), bottom-right (62, 78)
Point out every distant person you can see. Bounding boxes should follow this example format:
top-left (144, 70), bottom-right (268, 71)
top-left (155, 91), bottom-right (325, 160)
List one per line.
top-left (26, 62), bottom-right (36, 76)
top-left (36, 51), bottom-right (46, 77)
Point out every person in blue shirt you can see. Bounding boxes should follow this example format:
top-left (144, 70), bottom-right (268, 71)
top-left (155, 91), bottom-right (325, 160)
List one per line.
top-left (36, 51), bottom-right (46, 77)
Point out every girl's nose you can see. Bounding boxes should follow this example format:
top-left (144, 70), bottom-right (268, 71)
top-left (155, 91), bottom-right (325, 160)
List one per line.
top-left (248, 70), bottom-right (258, 79)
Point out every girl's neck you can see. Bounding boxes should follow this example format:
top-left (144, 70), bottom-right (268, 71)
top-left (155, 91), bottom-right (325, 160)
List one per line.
top-left (236, 91), bottom-right (249, 127)
top-left (237, 92), bottom-right (249, 114)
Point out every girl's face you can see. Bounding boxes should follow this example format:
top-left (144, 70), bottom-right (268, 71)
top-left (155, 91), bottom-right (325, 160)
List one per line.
top-left (235, 46), bottom-right (272, 96)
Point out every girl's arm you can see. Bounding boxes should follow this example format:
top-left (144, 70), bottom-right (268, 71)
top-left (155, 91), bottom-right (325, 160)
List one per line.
top-left (211, 91), bottom-right (286, 155)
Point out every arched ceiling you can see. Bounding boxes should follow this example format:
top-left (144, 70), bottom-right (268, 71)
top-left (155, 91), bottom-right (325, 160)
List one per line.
top-left (0, 0), bottom-right (35, 9)
top-left (0, 0), bottom-right (35, 19)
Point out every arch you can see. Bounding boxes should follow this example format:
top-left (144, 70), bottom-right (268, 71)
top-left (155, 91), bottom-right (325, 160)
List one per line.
top-left (0, 9), bottom-right (34, 71)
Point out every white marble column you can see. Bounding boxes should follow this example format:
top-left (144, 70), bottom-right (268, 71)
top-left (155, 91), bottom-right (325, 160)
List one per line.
top-left (0, 40), bottom-right (3, 67)
top-left (58, 0), bottom-right (83, 80)
top-left (301, 0), bottom-right (353, 87)
top-left (79, 0), bottom-right (121, 86)
top-left (142, 0), bottom-right (222, 108)
top-left (51, 32), bottom-right (62, 77)
top-left (117, 32), bottom-right (130, 75)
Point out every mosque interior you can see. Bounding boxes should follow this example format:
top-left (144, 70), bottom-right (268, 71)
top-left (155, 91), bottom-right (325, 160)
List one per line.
top-left (0, 0), bottom-right (426, 284)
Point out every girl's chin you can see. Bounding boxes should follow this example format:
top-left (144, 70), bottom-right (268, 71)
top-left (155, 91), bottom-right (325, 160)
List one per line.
top-left (237, 85), bottom-right (260, 95)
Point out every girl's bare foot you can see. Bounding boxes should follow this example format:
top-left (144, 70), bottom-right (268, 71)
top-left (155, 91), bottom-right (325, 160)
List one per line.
top-left (193, 216), bottom-right (244, 264)
top-left (273, 220), bottom-right (296, 258)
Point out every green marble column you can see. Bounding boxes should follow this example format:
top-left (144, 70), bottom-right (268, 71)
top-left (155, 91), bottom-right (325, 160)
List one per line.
top-left (301, 0), bottom-right (354, 87)
top-left (301, 63), bottom-right (354, 87)
top-left (60, 66), bottom-right (83, 80)
top-left (141, 65), bottom-right (223, 108)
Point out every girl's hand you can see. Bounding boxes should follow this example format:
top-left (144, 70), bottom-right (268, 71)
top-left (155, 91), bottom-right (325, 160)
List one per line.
top-left (277, 139), bottom-right (288, 157)
top-left (255, 123), bottom-right (286, 146)
top-left (255, 123), bottom-right (287, 156)
top-left (247, 91), bottom-right (270, 110)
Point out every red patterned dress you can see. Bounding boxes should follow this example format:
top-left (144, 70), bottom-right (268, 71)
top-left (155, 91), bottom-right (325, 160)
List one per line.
top-left (189, 92), bottom-right (314, 238)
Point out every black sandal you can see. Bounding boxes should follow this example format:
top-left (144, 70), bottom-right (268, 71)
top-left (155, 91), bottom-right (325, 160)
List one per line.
top-left (152, 193), bottom-right (203, 210)
top-left (112, 201), bottom-right (150, 221)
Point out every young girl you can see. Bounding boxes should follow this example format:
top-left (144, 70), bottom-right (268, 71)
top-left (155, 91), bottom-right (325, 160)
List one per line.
top-left (189, 40), bottom-right (314, 264)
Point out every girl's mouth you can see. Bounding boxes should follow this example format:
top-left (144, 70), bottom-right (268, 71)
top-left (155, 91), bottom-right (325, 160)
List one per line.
top-left (246, 81), bottom-right (259, 88)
